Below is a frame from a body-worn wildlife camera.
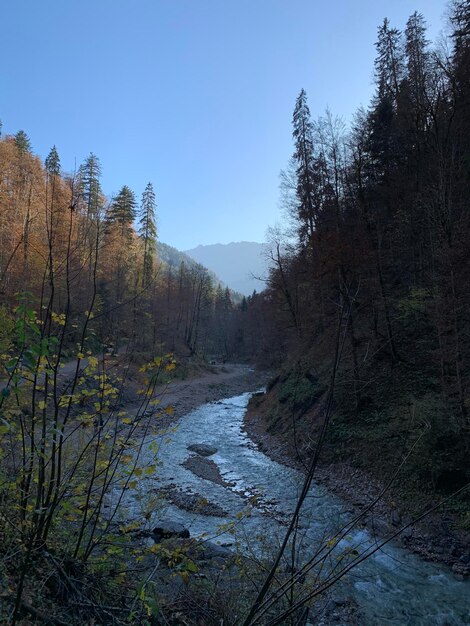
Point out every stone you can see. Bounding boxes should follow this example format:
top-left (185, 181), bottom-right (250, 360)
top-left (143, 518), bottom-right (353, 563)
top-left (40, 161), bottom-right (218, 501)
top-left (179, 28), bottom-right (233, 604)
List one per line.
top-left (198, 541), bottom-right (232, 560)
top-left (187, 443), bottom-right (218, 457)
top-left (152, 520), bottom-right (190, 542)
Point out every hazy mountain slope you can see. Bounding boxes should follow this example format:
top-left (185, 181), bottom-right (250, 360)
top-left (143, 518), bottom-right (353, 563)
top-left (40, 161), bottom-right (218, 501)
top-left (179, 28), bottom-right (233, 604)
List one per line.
top-left (184, 242), bottom-right (268, 296)
top-left (157, 241), bottom-right (223, 289)
top-left (157, 241), bottom-right (200, 269)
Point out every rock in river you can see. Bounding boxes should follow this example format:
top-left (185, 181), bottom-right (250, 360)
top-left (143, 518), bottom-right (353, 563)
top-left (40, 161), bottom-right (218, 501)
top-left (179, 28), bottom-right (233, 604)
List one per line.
top-left (152, 520), bottom-right (190, 542)
top-left (187, 443), bottom-right (218, 457)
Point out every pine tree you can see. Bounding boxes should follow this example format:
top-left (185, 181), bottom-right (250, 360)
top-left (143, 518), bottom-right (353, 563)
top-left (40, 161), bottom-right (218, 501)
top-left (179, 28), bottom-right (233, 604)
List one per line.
top-left (374, 18), bottom-right (404, 104)
top-left (107, 185), bottom-right (137, 225)
top-left (405, 12), bottom-right (429, 96)
top-left (138, 182), bottom-right (157, 286)
top-left (45, 145), bottom-right (60, 176)
top-left (14, 130), bottom-right (32, 154)
top-left (79, 153), bottom-right (103, 218)
top-left (292, 89), bottom-right (320, 243)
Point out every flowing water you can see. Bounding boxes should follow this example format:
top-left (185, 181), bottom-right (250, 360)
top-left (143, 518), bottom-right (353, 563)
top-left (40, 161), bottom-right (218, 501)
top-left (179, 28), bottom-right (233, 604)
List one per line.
top-left (119, 381), bottom-right (470, 625)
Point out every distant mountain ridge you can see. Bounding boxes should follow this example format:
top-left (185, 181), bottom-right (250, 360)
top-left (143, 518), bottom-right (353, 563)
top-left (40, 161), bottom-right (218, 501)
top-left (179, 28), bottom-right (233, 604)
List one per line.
top-left (157, 241), bottom-right (200, 269)
top-left (184, 241), bottom-right (268, 296)
top-left (157, 241), bottom-right (223, 288)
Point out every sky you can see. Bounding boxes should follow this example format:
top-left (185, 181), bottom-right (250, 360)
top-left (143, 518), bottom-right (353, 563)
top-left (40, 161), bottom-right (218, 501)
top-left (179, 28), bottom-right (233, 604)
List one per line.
top-left (1, 0), bottom-right (449, 250)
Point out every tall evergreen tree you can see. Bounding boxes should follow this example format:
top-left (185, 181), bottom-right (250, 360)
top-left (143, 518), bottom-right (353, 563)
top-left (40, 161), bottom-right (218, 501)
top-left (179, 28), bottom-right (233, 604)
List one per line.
top-left (138, 182), bottom-right (157, 286)
top-left (45, 145), bottom-right (60, 176)
top-left (292, 89), bottom-right (321, 243)
top-left (14, 130), bottom-right (32, 154)
top-left (404, 12), bottom-right (429, 101)
top-left (374, 18), bottom-right (404, 104)
top-left (107, 185), bottom-right (137, 226)
top-left (79, 153), bottom-right (103, 218)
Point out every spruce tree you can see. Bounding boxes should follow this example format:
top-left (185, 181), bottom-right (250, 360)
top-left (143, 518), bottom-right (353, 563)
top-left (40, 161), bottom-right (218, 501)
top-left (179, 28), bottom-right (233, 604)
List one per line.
top-left (79, 153), bottom-right (103, 218)
top-left (138, 182), bottom-right (157, 286)
top-left (108, 185), bottom-right (137, 225)
top-left (45, 145), bottom-right (60, 176)
top-left (374, 18), bottom-right (404, 104)
top-left (14, 130), bottom-right (32, 154)
top-left (292, 89), bottom-right (320, 243)
top-left (403, 12), bottom-right (430, 139)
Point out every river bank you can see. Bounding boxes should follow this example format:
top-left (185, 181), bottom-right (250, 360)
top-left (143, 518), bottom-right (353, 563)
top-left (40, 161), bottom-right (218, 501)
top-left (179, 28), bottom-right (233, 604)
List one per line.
top-left (150, 362), bottom-right (269, 421)
top-left (138, 361), bottom-right (470, 581)
top-left (243, 393), bottom-right (470, 582)
top-left (36, 352), bottom-right (470, 581)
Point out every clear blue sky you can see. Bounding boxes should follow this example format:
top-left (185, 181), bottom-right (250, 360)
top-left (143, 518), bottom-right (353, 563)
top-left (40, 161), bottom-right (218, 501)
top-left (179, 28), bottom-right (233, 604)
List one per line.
top-left (1, 0), bottom-right (448, 250)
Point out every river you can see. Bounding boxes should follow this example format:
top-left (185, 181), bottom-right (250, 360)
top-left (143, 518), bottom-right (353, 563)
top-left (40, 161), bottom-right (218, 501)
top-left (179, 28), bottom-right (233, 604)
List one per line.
top-left (119, 384), bottom-right (470, 625)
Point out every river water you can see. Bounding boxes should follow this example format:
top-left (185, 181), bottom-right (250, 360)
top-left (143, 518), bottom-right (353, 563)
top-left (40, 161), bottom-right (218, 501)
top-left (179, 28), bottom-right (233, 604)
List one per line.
top-left (121, 385), bottom-right (470, 625)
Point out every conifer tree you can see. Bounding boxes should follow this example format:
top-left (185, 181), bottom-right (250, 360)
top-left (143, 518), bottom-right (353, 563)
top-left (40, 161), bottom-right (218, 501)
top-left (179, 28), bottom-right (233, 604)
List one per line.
top-left (14, 130), bottom-right (32, 154)
top-left (107, 185), bottom-right (137, 226)
top-left (405, 13), bottom-right (429, 95)
top-left (374, 18), bottom-right (404, 104)
top-left (292, 89), bottom-right (320, 243)
top-left (138, 182), bottom-right (157, 286)
top-left (79, 153), bottom-right (103, 218)
top-left (45, 145), bottom-right (60, 176)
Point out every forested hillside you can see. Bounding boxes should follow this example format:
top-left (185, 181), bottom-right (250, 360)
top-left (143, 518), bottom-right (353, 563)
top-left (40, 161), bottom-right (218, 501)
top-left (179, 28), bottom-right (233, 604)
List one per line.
top-left (243, 5), bottom-right (470, 521)
top-left (0, 128), bottom-right (253, 624)
top-left (0, 136), bottom-right (245, 360)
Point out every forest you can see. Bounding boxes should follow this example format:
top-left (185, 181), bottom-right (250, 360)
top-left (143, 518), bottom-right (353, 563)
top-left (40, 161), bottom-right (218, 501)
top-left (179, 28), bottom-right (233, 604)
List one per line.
top-left (0, 2), bottom-right (469, 625)
top-left (247, 5), bottom-right (470, 505)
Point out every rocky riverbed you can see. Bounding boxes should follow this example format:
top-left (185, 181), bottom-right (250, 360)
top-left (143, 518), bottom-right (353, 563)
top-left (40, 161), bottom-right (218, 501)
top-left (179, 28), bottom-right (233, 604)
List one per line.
top-left (119, 382), bottom-right (470, 625)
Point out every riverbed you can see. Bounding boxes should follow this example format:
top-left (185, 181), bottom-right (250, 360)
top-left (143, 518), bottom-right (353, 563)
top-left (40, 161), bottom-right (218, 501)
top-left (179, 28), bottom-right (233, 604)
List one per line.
top-left (118, 373), bottom-right (470, 625)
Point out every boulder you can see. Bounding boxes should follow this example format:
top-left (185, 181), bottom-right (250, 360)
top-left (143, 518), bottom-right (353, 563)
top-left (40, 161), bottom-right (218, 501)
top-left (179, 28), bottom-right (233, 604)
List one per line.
top-left (187, 443), bottom-right (218, 457)
top-left (152, 520), bottom-right (190, 542)
top-left (198, 541), bottom-right (232, 560)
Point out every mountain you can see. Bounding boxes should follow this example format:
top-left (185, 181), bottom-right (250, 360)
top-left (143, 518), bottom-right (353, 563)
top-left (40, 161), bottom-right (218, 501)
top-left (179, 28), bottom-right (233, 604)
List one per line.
top-left (156, 241), bottom-right (222, 287)
top-left (184, 242), bottom-right (269, 296)
top-left (157, 241), bottom-right (200, 269)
